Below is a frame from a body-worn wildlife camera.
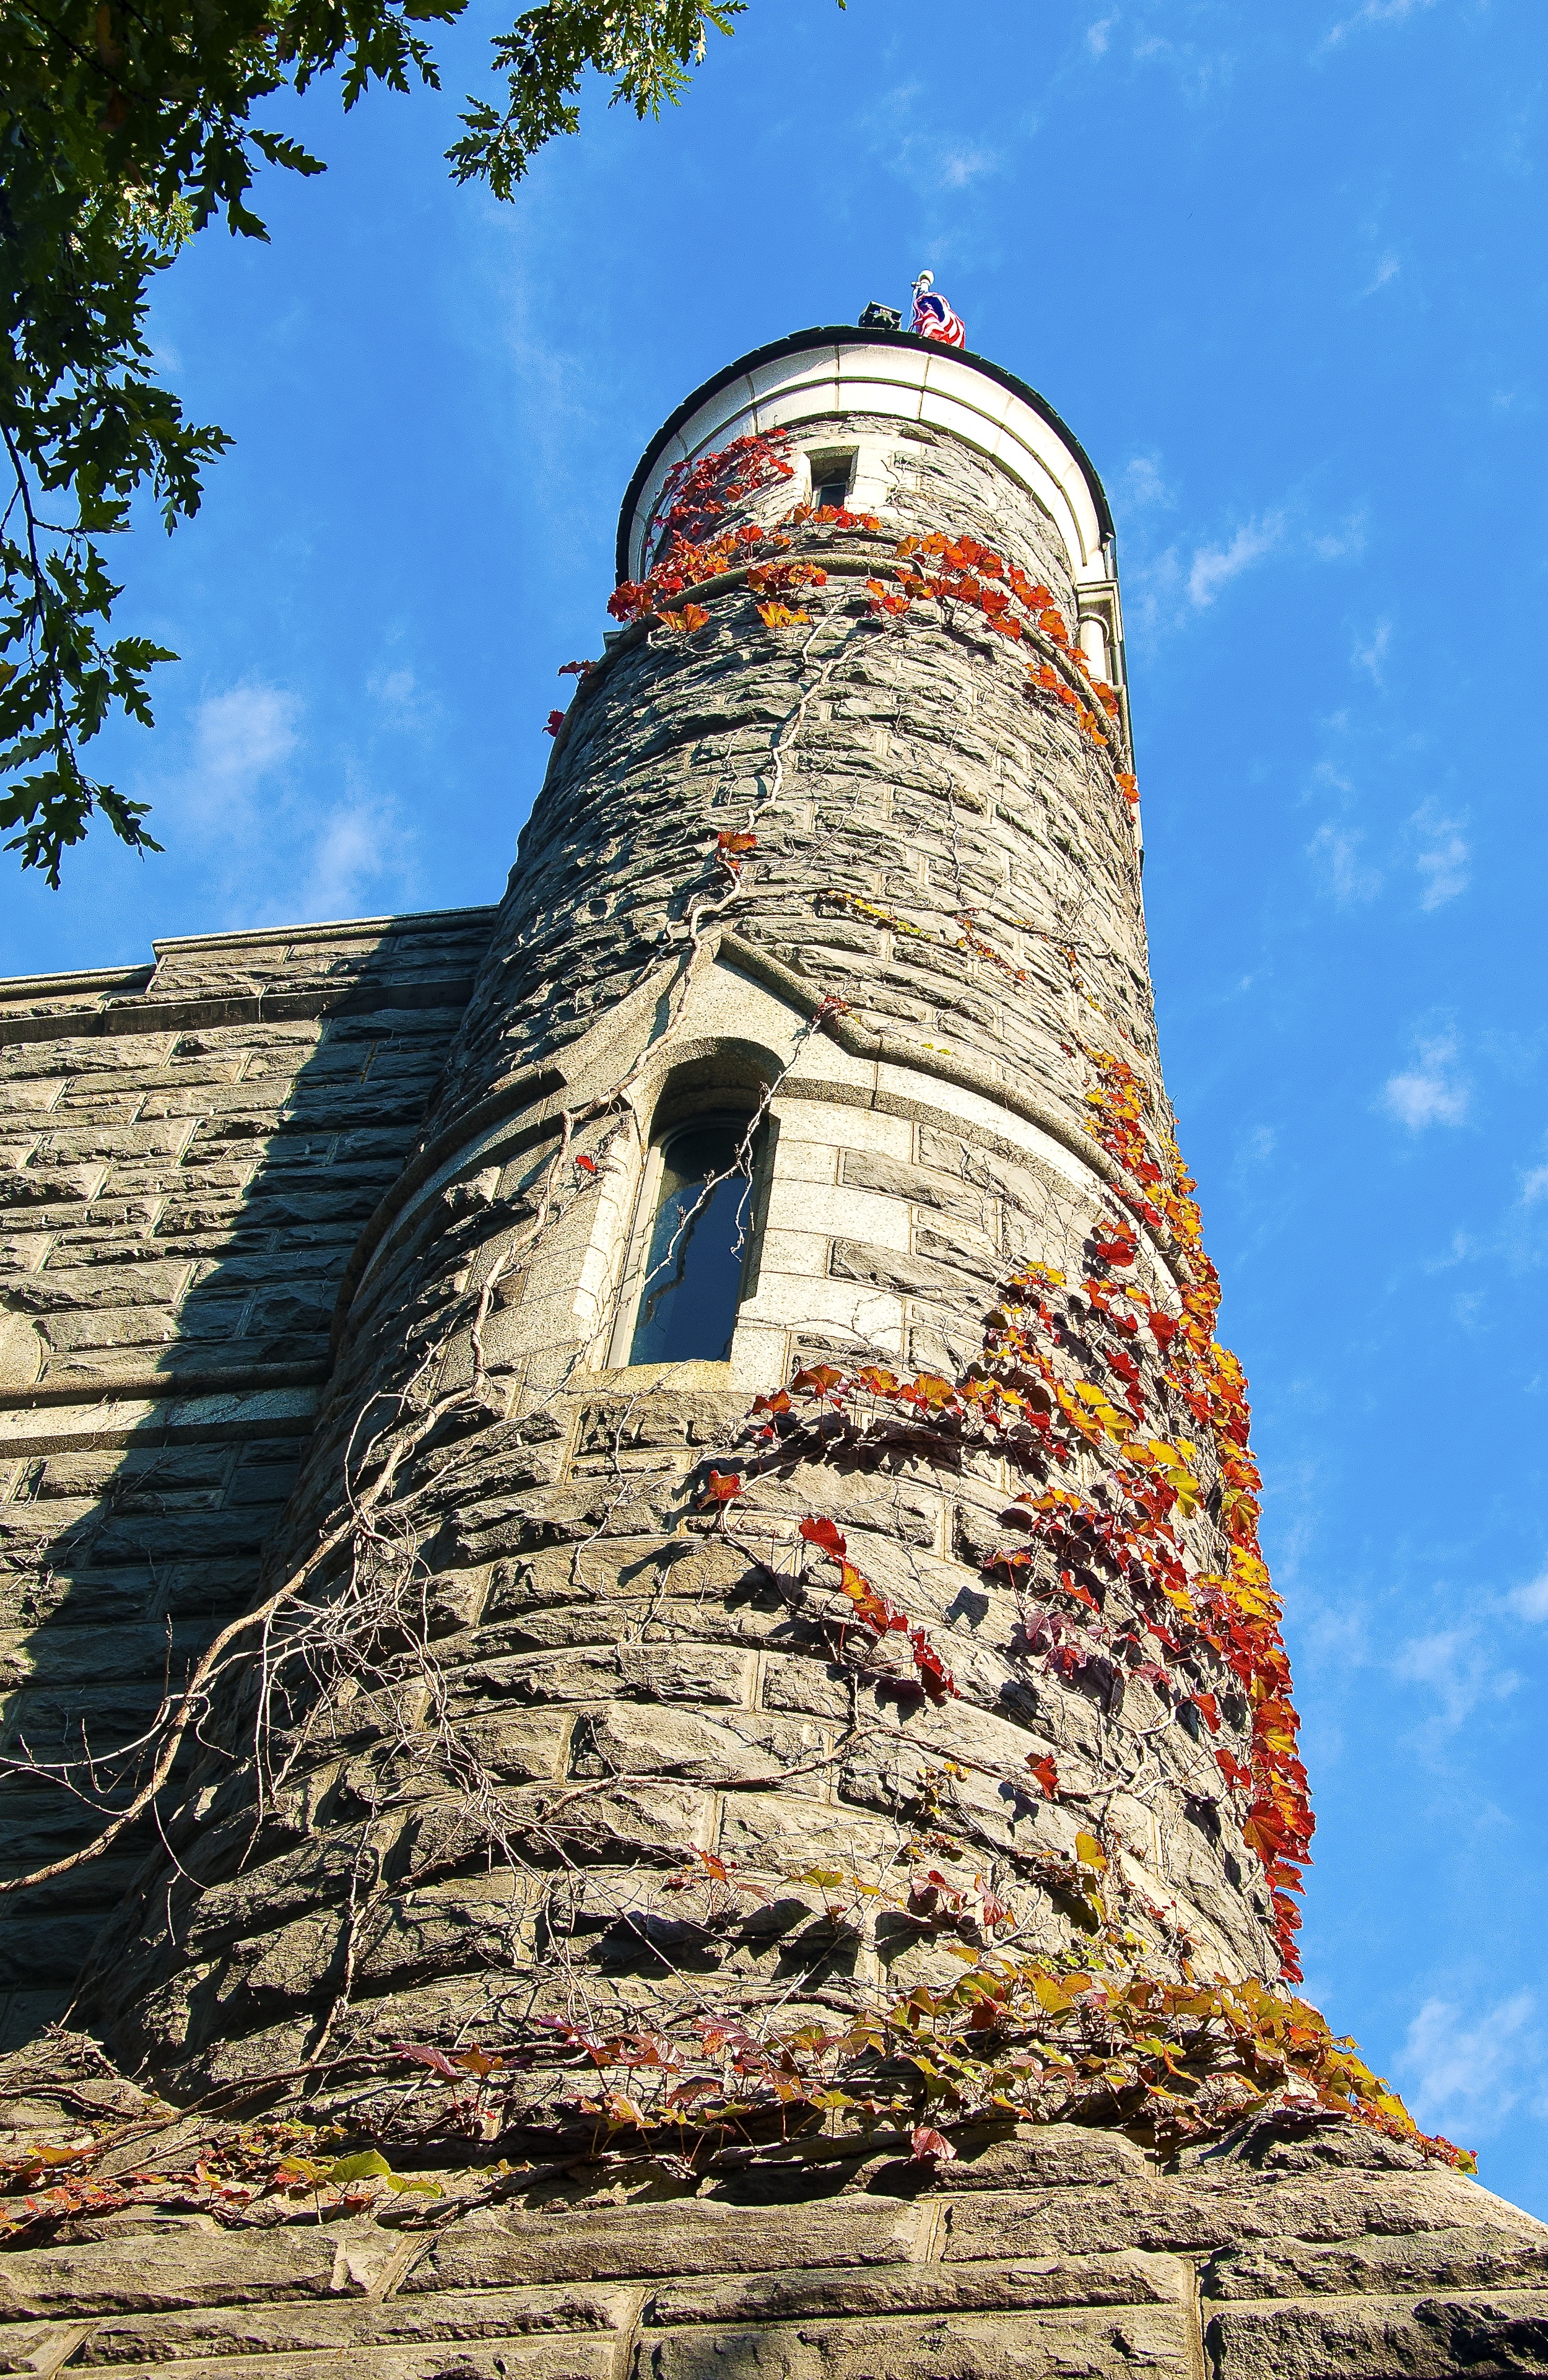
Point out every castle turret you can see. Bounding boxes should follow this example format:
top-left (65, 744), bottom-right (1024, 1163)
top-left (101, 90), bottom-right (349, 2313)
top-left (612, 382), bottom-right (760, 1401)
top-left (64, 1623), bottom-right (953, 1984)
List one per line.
top-left (2, 325), bottom-right (1543, 2380)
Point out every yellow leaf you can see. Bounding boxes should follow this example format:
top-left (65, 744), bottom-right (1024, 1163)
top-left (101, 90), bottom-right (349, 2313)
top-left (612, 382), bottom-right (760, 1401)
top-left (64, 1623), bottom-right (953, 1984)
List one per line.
top-left (1074, 1831), bottom-right (1108, 1872)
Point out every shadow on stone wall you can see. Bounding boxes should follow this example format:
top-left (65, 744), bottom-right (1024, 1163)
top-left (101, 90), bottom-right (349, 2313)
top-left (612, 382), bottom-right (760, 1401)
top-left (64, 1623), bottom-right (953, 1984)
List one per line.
top-left (0, 961), bottom-right (486, 2051)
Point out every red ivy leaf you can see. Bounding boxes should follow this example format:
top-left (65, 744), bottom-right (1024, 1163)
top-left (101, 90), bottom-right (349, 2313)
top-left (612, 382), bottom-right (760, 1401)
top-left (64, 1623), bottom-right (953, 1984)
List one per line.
top-left (394, 2042), bottom-right (460, 2080)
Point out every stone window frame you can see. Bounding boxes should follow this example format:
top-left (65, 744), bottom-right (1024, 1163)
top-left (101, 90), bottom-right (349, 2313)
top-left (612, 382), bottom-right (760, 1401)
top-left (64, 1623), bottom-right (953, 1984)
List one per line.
top-left (802, 445), bottom-right (857, 512)
top-left (604, 1085), bottom-right (777, 1373)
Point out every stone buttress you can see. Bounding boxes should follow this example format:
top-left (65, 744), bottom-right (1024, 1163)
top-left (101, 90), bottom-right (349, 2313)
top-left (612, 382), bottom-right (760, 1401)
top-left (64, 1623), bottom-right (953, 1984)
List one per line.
top-left (1, 328), bottom-right (1546, 2379)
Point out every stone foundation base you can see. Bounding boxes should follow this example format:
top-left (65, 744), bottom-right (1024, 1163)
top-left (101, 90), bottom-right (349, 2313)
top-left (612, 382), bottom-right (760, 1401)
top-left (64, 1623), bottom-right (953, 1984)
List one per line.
top-left (2, 2042), bottom-right (1545, 2379)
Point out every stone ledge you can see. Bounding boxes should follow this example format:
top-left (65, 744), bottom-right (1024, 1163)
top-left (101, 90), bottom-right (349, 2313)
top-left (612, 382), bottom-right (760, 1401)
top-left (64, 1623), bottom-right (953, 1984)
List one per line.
top-left (0, 1385), bottom-right (322, 1458)
top-left (0, 1365), bottom-right (329, 1414)
top-left (0, 979), bottom-right (479, 1052)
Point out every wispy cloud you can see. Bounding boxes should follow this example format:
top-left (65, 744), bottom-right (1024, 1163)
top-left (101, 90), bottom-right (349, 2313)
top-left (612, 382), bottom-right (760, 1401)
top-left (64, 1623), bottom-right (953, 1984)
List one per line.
top-left (1354, 619), bottom-right (1391, 684)
top-left (1187, 511), bottom-right (1287, 607)
top-left (1115, 481), bottom-right (1363, 646)
top-left (1310, 819), bottom-right (1383, 906)
top-left (1323, 0), bottom-right (1440, 51)
top-left (1522, 1165), bottom-right (1548, 1208)
top-left (1394, 1624), bottom-right (1520, 1733)
top-left (1086, 12), bottom-right (1118, 58)
top-left (1311, 510), bottom-right (1368, 562)
top-left (1402, 1988), bottom-right (1535, 2142)
top-left (1363, 253), bottom-right (1402, 295)
top-left (1381, 1032), bottom-right (1470, 1129)
top-left (367, 660), bottom-right (440, 739)
top-left (862, 84), bottom-right (1005, 198)
top-left (146, 679), bottom-right (417, 928)
top-left (1506, 1569), bottom-right (1548, 1625)
top-left (1120, 453), bottom-right (1174, 512)
top-left (171, 682), bottom-right (301, 846)
top-left (1412, 801), bottom-right (1471, 912)
top-left (1130, 29), bottom-right (1237, 100)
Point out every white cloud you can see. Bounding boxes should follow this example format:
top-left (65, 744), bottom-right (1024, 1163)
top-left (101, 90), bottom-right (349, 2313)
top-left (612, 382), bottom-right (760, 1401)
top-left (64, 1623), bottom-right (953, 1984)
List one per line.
top-left (1506, 1571), bottom-right (1548, 1624)
top-left (1324, 0), bottom-right (1440, 50)
top-left (1086, 12), bottom-right (1118, 58)
top-left (1187, 513), bottom-right (1286, 607)
top-left (1522, 1165), bottom-right (1548, 1207)
top-left (1130, 30), bottom-right (1235, 98)
top-left (1381, 1034), bottom-right (1470, 1129)
top-left (1412, 802), bottom-right (1470, 912)
top-left (295, 800), bottom-right (408, 923)
top-left (143, 678), bottom-right (417, 930)
top-left (1310, 820), bottom-right (1382, 905)
top-left (1311, 510), bottom-right (1368, 562)
top-left (1402, 1989), bottom-right (1535, 2142)
top-left (1354, 619), bottom-right (1391, 684)
top-left (366, 661), bottom-right (440, 738)
top-left (1363, 253), bottom-right (1401, 294)
top-left (942, 146), bottom-right (1000, 189)
top-left (861, 84), bottom-right (1004, 198)
top-left (372, 666), bottom-right (417, 713)
top-left (165, 682), bottom-right (300, 847)
top-left (1126, 503), bottom-right (1359, 643)
top-left (1121, 453), bottom-right (1175, 513)
top-left (1394, 1624), bottom-right (1520, 1733)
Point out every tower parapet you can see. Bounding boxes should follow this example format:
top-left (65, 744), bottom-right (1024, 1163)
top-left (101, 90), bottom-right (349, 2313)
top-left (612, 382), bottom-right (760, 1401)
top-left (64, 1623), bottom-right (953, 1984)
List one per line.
top-left (0, 326), bottom-right (1542, 2380)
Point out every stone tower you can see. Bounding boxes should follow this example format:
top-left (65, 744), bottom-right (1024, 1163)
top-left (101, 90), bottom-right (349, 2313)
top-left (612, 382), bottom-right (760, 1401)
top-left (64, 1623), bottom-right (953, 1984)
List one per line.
top-left (2, 325), bottom-right (1546, 2378)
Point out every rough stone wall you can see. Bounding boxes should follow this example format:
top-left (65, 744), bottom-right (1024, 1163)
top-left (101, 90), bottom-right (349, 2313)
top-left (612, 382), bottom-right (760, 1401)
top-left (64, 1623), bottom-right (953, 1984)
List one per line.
top-left (0, 910), bottom-right (493, 2043)
top-left (2, 2072), bottom-right (1548, 2379)
top-left (1, 374), bottom-right (1541, 2379)
top-left (445, 411), bottom-right (1157, 1128)
top-left (74, 411), bottom-right (1276, 2107)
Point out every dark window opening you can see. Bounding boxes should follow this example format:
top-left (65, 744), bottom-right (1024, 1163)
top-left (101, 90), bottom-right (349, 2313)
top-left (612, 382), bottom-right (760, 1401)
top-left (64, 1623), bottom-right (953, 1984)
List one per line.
top-left (628, 1120), bottom-right (760, 1366)
top-left (809, 451), bottom-right (854, 512)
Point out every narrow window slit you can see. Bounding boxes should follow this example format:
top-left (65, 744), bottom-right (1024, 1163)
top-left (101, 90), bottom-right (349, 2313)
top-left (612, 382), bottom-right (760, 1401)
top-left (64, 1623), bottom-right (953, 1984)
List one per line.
top-left (627, 1118), bottom-right (762, 1366)
top-left (807, 450), bottom-right (855, 513)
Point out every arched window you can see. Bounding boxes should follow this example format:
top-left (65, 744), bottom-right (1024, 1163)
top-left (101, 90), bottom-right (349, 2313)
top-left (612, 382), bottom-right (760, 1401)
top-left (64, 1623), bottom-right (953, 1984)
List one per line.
top-left (625, 1116), bottom-right (762, 1367)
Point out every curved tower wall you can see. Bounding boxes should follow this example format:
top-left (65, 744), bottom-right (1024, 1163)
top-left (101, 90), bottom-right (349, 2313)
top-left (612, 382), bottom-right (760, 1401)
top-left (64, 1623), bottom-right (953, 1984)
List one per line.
top-left (9, 329), bottom-right (1544, 2380)
top-left (89, 332), bottom-right (1279, 2101)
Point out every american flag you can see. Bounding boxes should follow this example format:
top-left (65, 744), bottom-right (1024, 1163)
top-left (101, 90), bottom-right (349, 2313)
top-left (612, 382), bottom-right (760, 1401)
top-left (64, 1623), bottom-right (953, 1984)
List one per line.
top-left (910, 273), bottom-right (966, 348)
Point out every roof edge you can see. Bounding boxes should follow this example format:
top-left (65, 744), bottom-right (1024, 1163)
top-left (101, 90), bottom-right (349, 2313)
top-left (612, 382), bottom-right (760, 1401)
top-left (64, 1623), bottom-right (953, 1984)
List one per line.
top-left (614, 325), bottom-right (1115, 583)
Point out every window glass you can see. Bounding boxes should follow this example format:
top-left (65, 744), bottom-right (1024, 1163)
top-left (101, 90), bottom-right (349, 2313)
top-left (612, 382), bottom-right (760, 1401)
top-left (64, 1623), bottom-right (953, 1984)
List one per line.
top-left (628, 1121), bottom-right (757, 1366)
top-left (809, 451), bottom-right (854, 512)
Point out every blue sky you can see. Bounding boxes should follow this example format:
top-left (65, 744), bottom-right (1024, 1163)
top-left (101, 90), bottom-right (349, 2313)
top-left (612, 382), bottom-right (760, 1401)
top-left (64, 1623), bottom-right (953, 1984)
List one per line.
top-left (6, 0), bottom-right (1547, 2210)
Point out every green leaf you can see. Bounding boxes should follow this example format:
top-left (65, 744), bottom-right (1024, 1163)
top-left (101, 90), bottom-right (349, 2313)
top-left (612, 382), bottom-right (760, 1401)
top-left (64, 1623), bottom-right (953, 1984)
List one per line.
top-left (324, 2150), bottom-right (394, 2185)
top-left (1, 0), bottom-right (763, 873)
